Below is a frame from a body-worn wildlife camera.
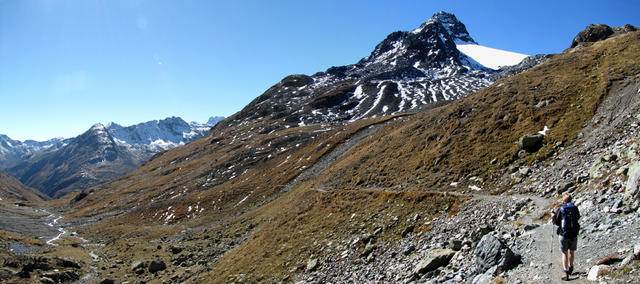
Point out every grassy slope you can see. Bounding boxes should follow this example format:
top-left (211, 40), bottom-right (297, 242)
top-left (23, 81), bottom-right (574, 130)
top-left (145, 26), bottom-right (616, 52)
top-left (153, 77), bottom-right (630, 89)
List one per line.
top-left (0, 170), bottom-right (48, 203)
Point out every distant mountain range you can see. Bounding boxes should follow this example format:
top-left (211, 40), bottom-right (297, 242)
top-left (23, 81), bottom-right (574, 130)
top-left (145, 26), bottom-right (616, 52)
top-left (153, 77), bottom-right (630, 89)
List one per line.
top-left (1, 116), bottom-right (223, 197)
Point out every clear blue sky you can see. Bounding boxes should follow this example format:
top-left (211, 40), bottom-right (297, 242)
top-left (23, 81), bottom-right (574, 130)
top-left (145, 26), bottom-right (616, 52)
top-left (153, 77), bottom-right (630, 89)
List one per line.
top-left (1, 0), bottom-right (638, 141)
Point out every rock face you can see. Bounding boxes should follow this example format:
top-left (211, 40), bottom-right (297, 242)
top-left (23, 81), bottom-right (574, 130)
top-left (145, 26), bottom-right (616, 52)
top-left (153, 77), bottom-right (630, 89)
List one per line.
top-left (474, 234), bottom-right (520, 273)
top-left (571, 24), bottom-right (614, 48)
top-left (571, 24), bottom-right (637, 48)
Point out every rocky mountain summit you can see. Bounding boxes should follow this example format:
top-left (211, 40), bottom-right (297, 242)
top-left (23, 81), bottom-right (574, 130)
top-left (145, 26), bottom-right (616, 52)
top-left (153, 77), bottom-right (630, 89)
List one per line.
top-left (222, 12), bottom-right (539, 134)
top-left (4, 117), bottom-right (216, 197)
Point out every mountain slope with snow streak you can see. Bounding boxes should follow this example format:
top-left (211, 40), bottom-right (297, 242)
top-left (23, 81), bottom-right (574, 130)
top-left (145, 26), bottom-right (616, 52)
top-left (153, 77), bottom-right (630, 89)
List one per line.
top-left (222, 11), bottom-right (540, 134)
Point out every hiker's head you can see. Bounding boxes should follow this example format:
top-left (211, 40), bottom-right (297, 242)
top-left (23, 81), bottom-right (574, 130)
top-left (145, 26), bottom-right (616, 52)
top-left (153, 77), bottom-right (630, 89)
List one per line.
top-left (563, 194), bottom-right (572, 204)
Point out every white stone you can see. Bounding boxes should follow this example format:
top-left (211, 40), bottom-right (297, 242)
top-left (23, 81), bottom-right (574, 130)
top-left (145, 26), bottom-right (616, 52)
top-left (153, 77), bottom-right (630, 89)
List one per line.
top-left (587, 265), bottom-right (609, 281)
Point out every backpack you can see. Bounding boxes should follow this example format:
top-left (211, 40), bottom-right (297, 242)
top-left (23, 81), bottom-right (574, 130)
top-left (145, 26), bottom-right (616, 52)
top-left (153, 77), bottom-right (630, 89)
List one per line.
top-left (560, 202), bottom-right (580, 238)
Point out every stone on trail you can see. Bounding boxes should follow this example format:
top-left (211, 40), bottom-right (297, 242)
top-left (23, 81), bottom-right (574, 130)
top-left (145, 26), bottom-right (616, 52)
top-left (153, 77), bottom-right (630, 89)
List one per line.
top-left (587, 265), bottom-right (609, 281)
top-left (413, 248), bottom-right (456, 275)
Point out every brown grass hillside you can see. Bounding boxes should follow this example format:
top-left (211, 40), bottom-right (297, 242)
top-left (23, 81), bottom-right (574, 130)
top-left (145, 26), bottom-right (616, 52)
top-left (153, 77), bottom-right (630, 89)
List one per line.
top-left (0, 170), bottom-right (48, 203)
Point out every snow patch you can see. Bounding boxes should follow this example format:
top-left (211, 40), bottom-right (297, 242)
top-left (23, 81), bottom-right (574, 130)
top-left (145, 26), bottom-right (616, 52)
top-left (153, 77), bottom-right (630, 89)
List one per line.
top-left (456, 44), bottom-right (528, 70)
top-left (538, 126), bottom-right (550, 136)
top-left (468, 185), bottom-right (482, 191)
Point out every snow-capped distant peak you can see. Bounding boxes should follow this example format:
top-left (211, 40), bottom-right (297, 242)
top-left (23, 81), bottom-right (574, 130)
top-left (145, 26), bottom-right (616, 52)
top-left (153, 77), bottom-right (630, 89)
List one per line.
top-left (456, 44), bottom-right (528, 70)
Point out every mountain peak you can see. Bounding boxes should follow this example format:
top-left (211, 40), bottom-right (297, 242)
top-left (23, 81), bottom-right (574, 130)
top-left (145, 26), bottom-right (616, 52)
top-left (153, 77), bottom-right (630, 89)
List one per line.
top-left (90, 123), bottom-right (106, 132)
top-left (413, 11), bottom-right (477, 45)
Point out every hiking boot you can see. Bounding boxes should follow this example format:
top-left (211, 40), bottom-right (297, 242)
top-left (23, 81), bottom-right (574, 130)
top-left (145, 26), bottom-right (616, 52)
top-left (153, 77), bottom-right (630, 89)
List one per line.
top-left (568, 265), bottom-right (573, 275)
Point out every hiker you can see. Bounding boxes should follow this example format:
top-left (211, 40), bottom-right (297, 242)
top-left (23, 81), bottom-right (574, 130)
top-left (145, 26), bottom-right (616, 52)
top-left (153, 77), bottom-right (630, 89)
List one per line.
top-left (552, 194), bottom-right (581, 281)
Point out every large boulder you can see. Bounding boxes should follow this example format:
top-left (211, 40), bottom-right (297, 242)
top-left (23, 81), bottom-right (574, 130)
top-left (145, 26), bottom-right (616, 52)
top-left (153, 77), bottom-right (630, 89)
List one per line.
top-left (519, 134), bottom-right (544, 152)
top-left (413, 248), bottom-right (456, 275)
top-left (474, 234), bottom-right (521, 274)
top-left (570, 24), bottom-right (614, 48)
top-left (625, 162), bottom-right (640, 201)
top-left (148, 259), bottom-right (166, 273)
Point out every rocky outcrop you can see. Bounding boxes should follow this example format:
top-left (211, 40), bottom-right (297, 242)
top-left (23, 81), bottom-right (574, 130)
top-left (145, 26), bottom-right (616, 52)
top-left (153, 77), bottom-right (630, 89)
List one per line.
top-left (571, 24), bottom-right (614, 48)
top-left (571, 24), bottom-right (637, 48)
top-left (474, 234), bottom-right (520, 274)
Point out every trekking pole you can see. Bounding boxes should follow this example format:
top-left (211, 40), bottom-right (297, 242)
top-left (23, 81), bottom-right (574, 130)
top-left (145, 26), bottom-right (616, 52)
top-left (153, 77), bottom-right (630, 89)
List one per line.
top-left (550, 219), bottom-right (554, 270)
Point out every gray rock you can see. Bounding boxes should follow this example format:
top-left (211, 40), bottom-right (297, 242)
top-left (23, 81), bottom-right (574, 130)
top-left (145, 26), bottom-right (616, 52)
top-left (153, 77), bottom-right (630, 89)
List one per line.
top-left (402, 225), bottom-right (415, 238)
top-left (625, 162), bottom-right (640, 201)
top-left (361, 242), bottom-right (375, 257)
top-left (519, 134), bottom-right (544, 152)
top-left (472, 272), bottom-right (493, 284)
top-left (556, 180), bottom-right (574, 194)
top-left (471, 225), bottom-right (494, 242)
top-left (413, 248), bottom-right (456, 275)
top-left (306, 258), bottom-right (319, 272)
top-left (587, 265), bottom-right (609, 281)
top-left (450, 239), bottom-right (463, 251)
top-left (518, 167), bottom-right (531, 176)
top-left (40, 277), bottom-right (55, 284)
top-left (131, 260), bottom-right (146, 271)
top-left (148, 259), bottom-right (166, 273)
top-left (403, 245), bottom-right (416, 256)
top-left (620, 253), bottom-right (634, 268)
top-left (474, 234), bottom-right (521, 274)
top-left (170, 246), bottom-right (183, 254)
top-left (571, 24), bottom-right (614, 48)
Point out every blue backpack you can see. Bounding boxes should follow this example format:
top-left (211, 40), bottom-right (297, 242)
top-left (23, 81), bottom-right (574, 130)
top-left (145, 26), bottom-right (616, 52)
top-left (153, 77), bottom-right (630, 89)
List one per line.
top-left (560, 202), bottom-right (580, 238)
